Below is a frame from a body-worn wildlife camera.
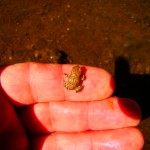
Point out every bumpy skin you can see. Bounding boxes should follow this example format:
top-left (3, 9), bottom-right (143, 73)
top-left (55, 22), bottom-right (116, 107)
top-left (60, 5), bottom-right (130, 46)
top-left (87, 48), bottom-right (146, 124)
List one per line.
top-left (64, 65), bottom-right (84, 92)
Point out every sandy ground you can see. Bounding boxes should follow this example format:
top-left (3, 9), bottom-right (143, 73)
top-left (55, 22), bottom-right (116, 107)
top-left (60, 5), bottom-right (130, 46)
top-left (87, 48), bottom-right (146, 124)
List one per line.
top-left (0, 0), bottom-right (150, 149)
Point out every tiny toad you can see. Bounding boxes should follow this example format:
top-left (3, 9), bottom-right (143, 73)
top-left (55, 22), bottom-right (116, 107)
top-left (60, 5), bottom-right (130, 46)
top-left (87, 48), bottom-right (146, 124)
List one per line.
top-left (64, 65), bottom-right (85, 92)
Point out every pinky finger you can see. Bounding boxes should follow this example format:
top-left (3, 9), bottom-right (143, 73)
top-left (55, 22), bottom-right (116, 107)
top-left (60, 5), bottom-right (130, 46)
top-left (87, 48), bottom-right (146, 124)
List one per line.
top-left (31, 127), bottom-right (144, 150)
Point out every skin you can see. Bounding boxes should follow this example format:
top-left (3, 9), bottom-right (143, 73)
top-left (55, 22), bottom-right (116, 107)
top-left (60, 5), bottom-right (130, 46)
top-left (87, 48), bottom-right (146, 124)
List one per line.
top-left (0, 62), bottom-right (144, 150)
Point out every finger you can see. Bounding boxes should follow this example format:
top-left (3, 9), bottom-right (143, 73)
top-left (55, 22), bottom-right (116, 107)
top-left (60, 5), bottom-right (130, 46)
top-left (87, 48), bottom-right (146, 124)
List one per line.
top-left (18, 97), bottom-right (141, 133)
top-left (0, 90), bottom-right (29, 150)
top-left (1, 63), bottom-right (115, 105)
top-left (30, 128), bottom-right (144, 150)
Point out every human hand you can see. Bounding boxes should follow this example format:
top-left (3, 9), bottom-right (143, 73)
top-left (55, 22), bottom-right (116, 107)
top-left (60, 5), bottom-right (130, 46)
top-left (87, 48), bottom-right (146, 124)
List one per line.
top-left (0, 63), bottom-right (144, 150)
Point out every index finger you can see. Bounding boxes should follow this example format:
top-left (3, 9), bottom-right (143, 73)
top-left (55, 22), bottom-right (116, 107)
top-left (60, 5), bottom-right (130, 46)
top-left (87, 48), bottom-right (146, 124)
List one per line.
top-left (0, 63), bottom-right (115, 105)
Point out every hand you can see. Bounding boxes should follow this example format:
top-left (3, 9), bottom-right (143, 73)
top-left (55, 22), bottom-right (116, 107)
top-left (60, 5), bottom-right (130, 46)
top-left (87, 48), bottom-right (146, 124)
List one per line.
top-left (0, 63), bottom-right (144, 150)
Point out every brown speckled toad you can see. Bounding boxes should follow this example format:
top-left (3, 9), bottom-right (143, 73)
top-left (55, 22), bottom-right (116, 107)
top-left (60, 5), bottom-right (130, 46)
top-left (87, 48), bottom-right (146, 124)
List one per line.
top-left (64, 65), bottom-right (85, 92)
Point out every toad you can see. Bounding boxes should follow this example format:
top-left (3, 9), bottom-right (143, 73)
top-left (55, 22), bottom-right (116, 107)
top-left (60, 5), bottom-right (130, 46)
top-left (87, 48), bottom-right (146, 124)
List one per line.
top-left (64, 65), bottom-right (85, 92)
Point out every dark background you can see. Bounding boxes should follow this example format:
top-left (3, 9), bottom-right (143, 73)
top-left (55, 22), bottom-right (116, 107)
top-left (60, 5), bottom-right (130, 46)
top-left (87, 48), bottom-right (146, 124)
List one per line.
top-left (0, 0), bottom-right (150, 149)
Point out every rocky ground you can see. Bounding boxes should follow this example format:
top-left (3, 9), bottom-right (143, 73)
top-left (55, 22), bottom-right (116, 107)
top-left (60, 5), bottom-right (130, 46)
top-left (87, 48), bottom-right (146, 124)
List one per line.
top-left (0, 0), bottom-right (150, 149)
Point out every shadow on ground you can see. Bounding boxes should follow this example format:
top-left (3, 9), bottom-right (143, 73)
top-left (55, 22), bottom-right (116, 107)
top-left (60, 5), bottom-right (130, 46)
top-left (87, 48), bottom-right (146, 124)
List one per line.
top-left (114, 56), bottom-right (150, 120)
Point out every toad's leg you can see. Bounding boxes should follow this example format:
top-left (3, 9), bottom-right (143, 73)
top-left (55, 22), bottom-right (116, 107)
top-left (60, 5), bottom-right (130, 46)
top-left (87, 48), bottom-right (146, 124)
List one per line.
top-left (81, 75), bottom-right (85, 80)
top-left (75, 85), bottom-right (83, 93)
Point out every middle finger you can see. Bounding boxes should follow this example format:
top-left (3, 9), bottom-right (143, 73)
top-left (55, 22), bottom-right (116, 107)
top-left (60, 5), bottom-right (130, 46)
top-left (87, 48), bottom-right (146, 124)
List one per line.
top-left (18, 97), bottom-right (141, 134)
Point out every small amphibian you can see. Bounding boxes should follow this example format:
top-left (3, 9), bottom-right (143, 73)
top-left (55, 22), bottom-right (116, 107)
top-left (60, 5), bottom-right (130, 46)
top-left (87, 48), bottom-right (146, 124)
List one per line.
top-left (64, 65), bottom-right (85, 92)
